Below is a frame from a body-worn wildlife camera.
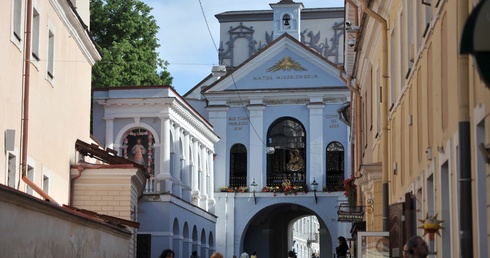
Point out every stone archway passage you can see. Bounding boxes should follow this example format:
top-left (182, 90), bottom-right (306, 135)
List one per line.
top-left (241, 203), bottom-right (332, 258)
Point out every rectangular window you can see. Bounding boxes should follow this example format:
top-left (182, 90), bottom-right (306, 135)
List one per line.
top-left (424, 0), bottom-right (433, 37)
top-left (406, 0), bottom-right (414, 78)
top-left (11, 0), bottom-right (23, 46)
top-left (390, 28), bottom-right (396, 107)
top-left (417, 68), bottom-right (423, 162)
top-left (427, 44), bottom-right (434, 144)
top-left (43, 175), bottom-right (49, 194)
top-left (47, 30), bottom-right (55, 80)
top-left (32, 7), bottom-right (40, 61)
top-left (441, 14), bottom-right (448, 131)
top-left (376, 65), bottom-right (380, 136)
top-left (8, 153), bottom-right (17, 188)
top-left (136, 234), bottom-right (151, 258)
top-left (26, 165), bottom-right (34, 195)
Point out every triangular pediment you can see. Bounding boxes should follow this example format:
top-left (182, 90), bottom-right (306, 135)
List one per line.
top-left (204, 34), bottom-right (346, 93)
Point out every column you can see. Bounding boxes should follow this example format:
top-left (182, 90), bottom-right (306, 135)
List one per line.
top-left (173, 124), bottom-right (183, 198)
top-left (183, 131), bottom-right (191, 201)
top-left (104, 117), bottom-right (114, 150)
top-left (200, 145), bottom-right (208, 209)
top-left (307, 103), bottom-right (325, 189)
top-left (207, 149), bottom-right (215, 212)
top-left (157, 116), bottom-right (172, 193)
top-left (191, 138), bottom-right (200, 205)
top-left (247, 105), bottom-right (265, 188)
top-left (207, 106), bottom-right (228, 191)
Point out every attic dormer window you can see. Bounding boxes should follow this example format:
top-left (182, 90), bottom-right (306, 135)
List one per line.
top-left (283, 14), bottom-right (291, 28)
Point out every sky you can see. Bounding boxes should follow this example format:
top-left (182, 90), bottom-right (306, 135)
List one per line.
top-left (143, 0), bottom-right (344, 95)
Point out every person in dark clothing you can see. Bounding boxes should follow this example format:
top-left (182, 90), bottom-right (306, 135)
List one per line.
top-left (335, 236), bottom-right (349, 258)
top-left (160, 249), bottom-right (175, 258)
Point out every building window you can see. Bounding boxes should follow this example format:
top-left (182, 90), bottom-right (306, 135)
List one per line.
top-left (12, 0), bottom-right (23, 44)
top-left (26, 165), bottom-right (34, 195)
top-left (42, 175), bottom-right (49, 194)
top-left (229, 144), bottom-right (247, 187)
top-left (8, 153), bottom-right (17, 188)
top-left (266, 117), bottom-right (306, 187)
top-left (32, 6), bottom-right (40, 61)
top-left (325, 142), bottom-right (344, 191)
top-left (137, 234), bottom-right (151, 258)
top-left (47, 29), bottom-right (55, 80)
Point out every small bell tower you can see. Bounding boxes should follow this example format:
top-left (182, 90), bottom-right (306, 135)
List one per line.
top-left (270, 0), bottom-right (303, 40)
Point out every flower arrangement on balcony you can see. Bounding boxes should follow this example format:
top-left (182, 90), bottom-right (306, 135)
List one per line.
top-left (343, 175), bottom-right (357, 206)
top-left (219, 186), bottom-right (248, 193)
top-left (261, 179), bottom-right (308, 196)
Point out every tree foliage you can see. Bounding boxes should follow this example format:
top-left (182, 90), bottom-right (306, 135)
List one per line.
top-left (90, 0), bottom-right (172, 87)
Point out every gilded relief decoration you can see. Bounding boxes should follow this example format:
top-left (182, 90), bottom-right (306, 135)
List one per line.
top-left (266, 56), bottom-right (307, 72)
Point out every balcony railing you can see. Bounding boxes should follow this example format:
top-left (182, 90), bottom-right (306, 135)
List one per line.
top-left (229, 174), bottom-right (345, 192)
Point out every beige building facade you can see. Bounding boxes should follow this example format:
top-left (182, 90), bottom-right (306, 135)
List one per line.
top-left (0, 0), bottom-right (145, 257)
top-left (1, 0), bottom-right (100, 203)
top-left (345, 0), bottom-right (489, 257)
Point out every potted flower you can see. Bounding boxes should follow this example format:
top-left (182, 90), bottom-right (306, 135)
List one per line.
top-left (343, 175), bottom-right (357, 207)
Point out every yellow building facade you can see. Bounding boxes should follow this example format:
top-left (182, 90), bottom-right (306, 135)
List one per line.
top-left (345, 0), bottom-right (489, 257)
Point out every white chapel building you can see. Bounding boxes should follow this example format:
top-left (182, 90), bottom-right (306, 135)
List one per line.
top-left (184, 1), bottom-right (352, 257)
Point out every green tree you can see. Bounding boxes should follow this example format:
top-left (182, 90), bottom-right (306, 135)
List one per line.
top-left (90, 0), bottom-right (172, 87)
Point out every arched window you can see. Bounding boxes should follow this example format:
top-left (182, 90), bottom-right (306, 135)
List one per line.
top-left (282, 14), bottom-right (291, 29)
top-left (122, 128), bottom-right (154, 174)
top-left (325, 142), bottom-right (344, 191)
top-left (230, 144), bottom-right (247, 187)
top-left (266, 117), bottom-right (306, 187)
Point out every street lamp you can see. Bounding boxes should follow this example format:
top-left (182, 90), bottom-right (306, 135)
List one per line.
top-left (251, 178), bottom-right (258, 204)
top-left (311, 178), bottom-right (318, 204)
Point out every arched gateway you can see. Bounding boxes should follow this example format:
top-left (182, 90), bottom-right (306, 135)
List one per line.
top-left (215, 193), bottom-right (347, 258)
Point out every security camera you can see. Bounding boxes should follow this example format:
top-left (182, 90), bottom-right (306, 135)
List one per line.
top-left (348, 39), bottom-right (356, 47)
top-left (345, 21), bottom-right (361, 31)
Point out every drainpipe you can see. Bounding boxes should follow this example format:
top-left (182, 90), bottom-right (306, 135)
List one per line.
top-left (457, 0), bottom-right (472, 257)
top-left (21, 0), bottom-right (58, 205)
top-left (343, 0), bottom-right (361, 193)
top-left (337, 65), bottom-right (359, 188)
top-left (70, 164), bottom-right (86, 205)
top-left (337, 65), bottom-right (359, 94)
top-left (359, 0), bottom-right (389, 231)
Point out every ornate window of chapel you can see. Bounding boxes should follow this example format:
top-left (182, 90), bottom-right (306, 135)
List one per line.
top-left (266, 117), bottom-right (306, 186)
top-left (325, 141), bottom-right (344, 191)
top-left (229, 143), bottom-right (247, 188)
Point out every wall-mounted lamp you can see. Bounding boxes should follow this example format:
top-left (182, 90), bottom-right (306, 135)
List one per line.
top-left (266, 147), bottom-right (275, 155)
top-left (251, 178), bottom-right (258, 204)
top-left (426, 147), bottom-right (432, 160)
top-left (311, 179), bottom-right (318, 204)
top-left (348, 39), bottom-right (356, 48)
top-left (283, 14), bottom-right (291, 27)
